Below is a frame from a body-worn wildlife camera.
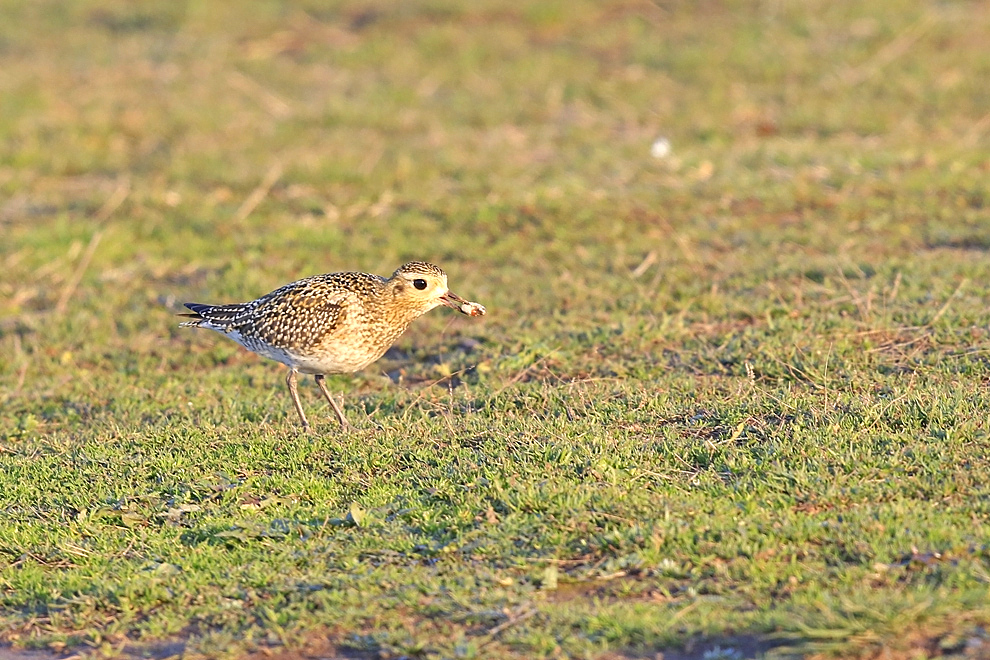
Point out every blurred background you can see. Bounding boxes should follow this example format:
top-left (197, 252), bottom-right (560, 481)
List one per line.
top-left (2, 0), bottom-right (990, 423)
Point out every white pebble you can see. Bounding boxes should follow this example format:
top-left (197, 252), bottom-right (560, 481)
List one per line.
top-left (650, 137), bottom-right (672, 159)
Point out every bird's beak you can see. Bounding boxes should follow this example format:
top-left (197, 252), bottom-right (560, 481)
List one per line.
top-left (440, 289), bottom-right (469, 310)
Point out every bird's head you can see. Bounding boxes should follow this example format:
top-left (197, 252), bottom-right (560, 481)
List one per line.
top-left (387, 261), bottom-right (474, 314)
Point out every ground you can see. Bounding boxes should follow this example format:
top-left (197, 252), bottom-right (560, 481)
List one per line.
top-left (3, 0), bottom-right (990, 658)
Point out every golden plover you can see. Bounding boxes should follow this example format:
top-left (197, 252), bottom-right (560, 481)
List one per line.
top-left (180, 261), bottom-right (485, 430)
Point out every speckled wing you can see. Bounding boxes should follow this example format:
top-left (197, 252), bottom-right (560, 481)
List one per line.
top-left (247, 283), bottom-right (354, 352)
top-left (181, 278), bottom-right (355, 351)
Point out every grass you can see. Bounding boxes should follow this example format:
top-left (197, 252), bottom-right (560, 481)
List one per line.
top-left (3, 0), bottom-right (990, 658)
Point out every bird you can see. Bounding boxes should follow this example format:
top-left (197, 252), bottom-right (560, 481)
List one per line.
top-left (179, 261), bottom-right (485, 430)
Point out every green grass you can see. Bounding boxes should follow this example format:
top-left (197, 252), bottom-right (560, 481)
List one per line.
top-left (3, 0), bottom-right (990, 658)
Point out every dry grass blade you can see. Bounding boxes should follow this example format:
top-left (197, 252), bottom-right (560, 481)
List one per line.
top-left (478, 606), bottom-right (537, 645)
top-left (54, 178), bottom-right (130, 315)
top-left (831, 13), bottom-right (937, 88)
top-left (926, 278), bottom-right (968, 327)
top-left (234, 162), bottom-right (284, 222)
top-left (226, 70), bottom-right (293, 119)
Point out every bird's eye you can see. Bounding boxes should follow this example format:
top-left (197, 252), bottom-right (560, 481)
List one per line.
top-left (413, 278), bottom-right (428, 290)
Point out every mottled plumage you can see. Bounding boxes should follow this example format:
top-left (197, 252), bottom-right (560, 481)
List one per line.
top-left (180, 261), bottom-right (485, 430)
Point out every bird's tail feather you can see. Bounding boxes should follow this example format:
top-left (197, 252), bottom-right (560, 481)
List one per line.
top-left (178, 302), bottom-right (252, 329)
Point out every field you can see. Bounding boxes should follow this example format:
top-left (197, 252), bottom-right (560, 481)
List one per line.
top-left (3, 0), bottom-right (990, 658)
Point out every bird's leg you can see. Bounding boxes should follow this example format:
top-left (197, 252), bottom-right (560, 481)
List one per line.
top-left (285, 368), bottom-right (310, 431)
top-left (315, 374), bottom-right (350, 429)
